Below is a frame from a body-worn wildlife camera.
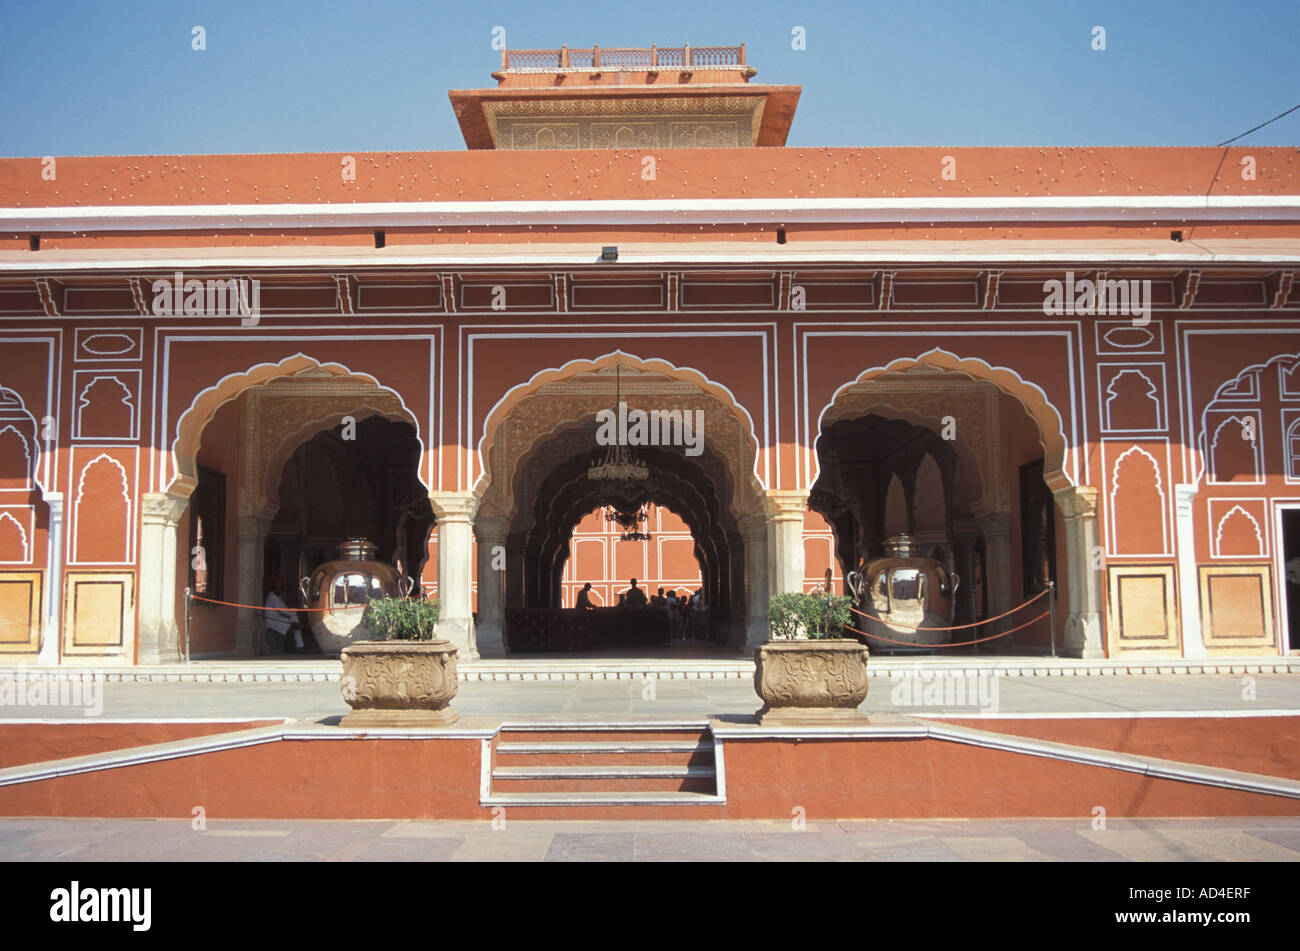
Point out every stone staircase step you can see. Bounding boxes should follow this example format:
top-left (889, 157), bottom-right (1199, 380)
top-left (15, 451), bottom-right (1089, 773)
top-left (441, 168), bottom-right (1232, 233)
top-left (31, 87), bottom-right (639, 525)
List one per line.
top-left (493, 764), bottom-right (713, 780)
top-left (493, 729), bottom-right (709, 745)
top-left (486, 724), bottom-right (721, 804)
top-left (496, 740), bottom-right (711, 754)
top-left (484, 790), bottom-right (724, 806)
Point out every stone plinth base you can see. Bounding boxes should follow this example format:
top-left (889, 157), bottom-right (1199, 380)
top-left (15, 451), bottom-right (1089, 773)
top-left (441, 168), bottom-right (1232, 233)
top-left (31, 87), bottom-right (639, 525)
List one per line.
top-left (339, 707), bottom-right (460, 728)
top-left (754, 704), bottom-right (868, 725)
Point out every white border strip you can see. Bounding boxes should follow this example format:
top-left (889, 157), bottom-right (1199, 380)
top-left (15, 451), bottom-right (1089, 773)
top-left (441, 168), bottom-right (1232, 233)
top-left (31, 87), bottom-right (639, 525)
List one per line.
top-left (5, 249), bottom-right (1300, 273)
top-left (5, 195), bottom-right (1300, 232)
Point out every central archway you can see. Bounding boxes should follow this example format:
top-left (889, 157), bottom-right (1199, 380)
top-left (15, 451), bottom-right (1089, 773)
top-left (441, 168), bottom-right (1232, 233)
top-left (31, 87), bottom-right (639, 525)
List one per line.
top-left (474, 355), bottom-right (763, 654)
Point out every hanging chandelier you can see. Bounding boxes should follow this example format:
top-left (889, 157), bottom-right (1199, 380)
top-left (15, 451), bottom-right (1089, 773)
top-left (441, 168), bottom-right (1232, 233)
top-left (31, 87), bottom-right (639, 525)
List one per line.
top-left (605, 502), bottom-right (651, 541)
top-left (587, 364), bottom-right (648, 482)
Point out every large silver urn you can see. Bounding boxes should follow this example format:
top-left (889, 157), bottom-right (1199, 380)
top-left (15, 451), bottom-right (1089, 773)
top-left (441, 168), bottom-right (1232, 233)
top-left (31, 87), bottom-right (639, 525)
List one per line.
top-left (847, 534), bottom-right (959, 653)
top-left (299, 538), bottom-right (410, 654)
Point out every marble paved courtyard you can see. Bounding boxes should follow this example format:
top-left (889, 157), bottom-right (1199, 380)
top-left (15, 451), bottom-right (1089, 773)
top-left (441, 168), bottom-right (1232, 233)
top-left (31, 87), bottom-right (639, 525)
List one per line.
top-left (2, 668), bottom-right (1298, 721)
top-left (4, 816), bottom-right (1300, 862)
top-left (2, 668), bottom-right (1298, 862)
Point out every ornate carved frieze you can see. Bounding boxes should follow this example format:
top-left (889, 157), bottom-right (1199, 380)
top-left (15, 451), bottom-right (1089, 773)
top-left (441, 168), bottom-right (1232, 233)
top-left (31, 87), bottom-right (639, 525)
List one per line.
top-left (485, 95), bottom-right (763, 149)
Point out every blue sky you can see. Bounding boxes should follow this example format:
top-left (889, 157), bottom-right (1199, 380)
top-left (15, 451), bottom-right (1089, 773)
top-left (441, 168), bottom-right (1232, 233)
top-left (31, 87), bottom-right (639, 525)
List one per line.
top-left (0, 0), bottom-right (1296, 157)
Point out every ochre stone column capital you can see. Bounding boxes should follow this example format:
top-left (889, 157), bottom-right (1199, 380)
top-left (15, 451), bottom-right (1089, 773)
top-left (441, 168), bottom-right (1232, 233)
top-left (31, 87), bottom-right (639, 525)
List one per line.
top-left (428, 491), bottom-right (479, 524)
top-left (141, 491), bottom-right (188, 527)
top-left (1052, 485), bottom-right (1098, 520)
top-left (761, 490), bottom-right (808, 522)
top-left (475, 514), bottom-right (509, 540)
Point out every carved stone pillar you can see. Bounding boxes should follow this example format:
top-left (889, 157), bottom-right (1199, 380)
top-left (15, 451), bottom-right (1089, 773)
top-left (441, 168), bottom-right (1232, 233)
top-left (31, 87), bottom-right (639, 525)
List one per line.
top-left (429, 492), bottom-right (479, 661)
top-left (976, 512), bottom-right (1013, 617)
top-left (474, 514), bottom-right (509, 656)
top-left (138, 492), bottom-right (189, 664)
top-left (764, 490), bottom-right (808, 597)
top-left (728, 533), bottom-right (747, 646)
top-left (504, 533), bottom-right (525, 611)
top-left (740, 513), bottom-right (769, 651)
top-left (1174, 484), bottom-right (1206, 658)
top-left (950, 518), bottom-right (980, 626)
top-left (236, 514), bottom-right (273, 656)
top-left (1054, 485), bottom-right (1105, 659)
top-left (37, 492), bottom-right (64, 666)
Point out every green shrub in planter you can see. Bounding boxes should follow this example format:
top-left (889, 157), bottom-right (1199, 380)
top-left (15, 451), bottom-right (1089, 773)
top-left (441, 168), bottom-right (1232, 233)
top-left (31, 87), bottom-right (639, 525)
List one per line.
top-left (767, 591), bottom-right (854, 640)
top-left (361, 596), bottom-right (441, 641)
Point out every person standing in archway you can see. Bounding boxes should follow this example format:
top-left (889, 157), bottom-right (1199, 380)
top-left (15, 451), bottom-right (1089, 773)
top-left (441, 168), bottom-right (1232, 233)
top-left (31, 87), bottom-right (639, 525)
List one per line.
top-left (623, 578), bottom-right (648, 608)
top-left (264, 573), bottom-right (304, 655)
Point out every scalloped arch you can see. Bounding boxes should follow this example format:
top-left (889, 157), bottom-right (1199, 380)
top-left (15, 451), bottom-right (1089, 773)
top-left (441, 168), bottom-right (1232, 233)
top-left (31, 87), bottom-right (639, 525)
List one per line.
top-left (475, 350), bottom-right (764, 512)
top-left (168, 354), bottom-right (424, 497)
top-left (813, 348), bottom-right (1073, 491)
top-left (259, 403), bottom-right (417, 519)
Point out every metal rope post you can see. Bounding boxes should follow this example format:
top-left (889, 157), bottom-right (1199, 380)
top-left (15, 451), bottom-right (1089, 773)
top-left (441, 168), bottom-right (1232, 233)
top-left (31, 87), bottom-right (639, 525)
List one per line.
top-left (183, 586), bottom-right (192, 664)
top-left (1047, 580), bottom-right (1057, 658)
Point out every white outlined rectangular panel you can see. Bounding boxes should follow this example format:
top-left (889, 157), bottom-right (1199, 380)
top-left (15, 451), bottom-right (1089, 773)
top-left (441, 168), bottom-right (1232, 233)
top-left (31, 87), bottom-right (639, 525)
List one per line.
top-left (1097, 362), bottom-right (1167, 433)
top-left (68, 446), bottom-right (138, 565)
top-left (1204, 409), bottom-right (1263, 485)
top-left (1208, 497), bottom-right (1269, 560)
top-left (1095, 319), bottom-right (1163, 356)
top-left (1102, 438), bottom-right (1172, 557)
top-left (74, 327), bottom-right (143, 363)
top-left (0, 505), bottom-right (34, 564)
top-left (72, 369), bottom-right (141, 442)
top-left (1281, 408), bottom-right (1300, 484)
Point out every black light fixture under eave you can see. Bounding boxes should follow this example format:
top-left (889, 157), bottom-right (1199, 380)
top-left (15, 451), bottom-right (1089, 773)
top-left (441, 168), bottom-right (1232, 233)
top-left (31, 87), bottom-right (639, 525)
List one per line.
top-left (601, 245), bottom-right (618, 262)
top-left (776, 227), bottom-right (787, 245)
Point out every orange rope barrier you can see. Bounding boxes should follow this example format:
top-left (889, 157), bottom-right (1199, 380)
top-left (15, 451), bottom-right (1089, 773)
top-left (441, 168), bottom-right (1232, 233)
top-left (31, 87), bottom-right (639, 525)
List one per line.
top-left (849, 586), bottom-right (1049, 631)
top-left (190, 593), bottom-right (334, 613)
top-left (845, 609), bottom-right (1051, 648)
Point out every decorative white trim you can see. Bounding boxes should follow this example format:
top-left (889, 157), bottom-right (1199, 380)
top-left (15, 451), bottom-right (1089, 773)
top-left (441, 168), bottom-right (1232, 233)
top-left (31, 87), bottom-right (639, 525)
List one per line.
top-left (1206, 411), bottom-right (1264, 485)
top-left (1099, 364), bottom-right (1167, 433)
top-left (1282, 409), bottom-right (1300, 483)
top-left (1104, 441), bottom-right (1171, 557)
top-left (0, 422), bottom-right (33, 490)
top-left (8, 248), bottom-right (1300, 274)
top-left (1279, 360), bottom-right (1300, 401)
top-left (68, 448), bottom-right (136, 565)
top-left (0, 507), bottom-right (32, 563)
top-left (1096, 321), bottom-right (1163, 355)
top-left (74, 328), bottom-right (143, 363)
top-left (5, 195), bottom-right (1300, 233)
top-left (72, 370), bottom-right (140, 442)
top-left (1209, 498), bottom-right (1269, 559)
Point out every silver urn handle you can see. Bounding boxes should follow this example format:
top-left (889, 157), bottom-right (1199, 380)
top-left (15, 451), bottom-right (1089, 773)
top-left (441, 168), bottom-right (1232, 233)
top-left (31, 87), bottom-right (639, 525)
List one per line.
top-left (299, 576), bottom-right (311, 604)
top-left (398, 575), bottom-right (415, 598)
top-left (948, 572), bottom-right (960, 597)
top-left (846, 570), bottom-right (863, 602)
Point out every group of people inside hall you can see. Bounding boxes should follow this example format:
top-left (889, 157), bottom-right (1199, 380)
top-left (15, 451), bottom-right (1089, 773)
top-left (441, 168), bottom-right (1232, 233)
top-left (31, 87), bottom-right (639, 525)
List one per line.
top-left (574, 577), bottom-right (708, 639)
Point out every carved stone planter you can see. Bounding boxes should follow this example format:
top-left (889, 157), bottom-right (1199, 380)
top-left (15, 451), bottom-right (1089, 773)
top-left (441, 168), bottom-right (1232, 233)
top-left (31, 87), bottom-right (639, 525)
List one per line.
top-left (339, 640), bottom-right (459, 727)
top-left (753, 639), bottom-right (869, 723)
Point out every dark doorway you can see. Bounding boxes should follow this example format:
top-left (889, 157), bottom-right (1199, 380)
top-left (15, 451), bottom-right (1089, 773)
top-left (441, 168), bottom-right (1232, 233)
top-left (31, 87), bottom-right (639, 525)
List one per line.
top-left (1019, 459), bottom-right (1056, 598)
top-left (1283, 508), bottom-right (1300, 650)
top-left (265, 416), bottom-right (433, 606)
